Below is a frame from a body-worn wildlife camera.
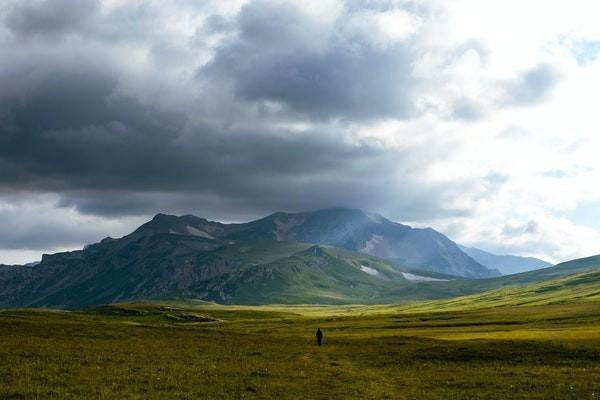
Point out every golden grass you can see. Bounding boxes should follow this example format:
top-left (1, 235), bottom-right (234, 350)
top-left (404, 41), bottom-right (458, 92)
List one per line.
top-left (2, 298), bottom-right (600, 399)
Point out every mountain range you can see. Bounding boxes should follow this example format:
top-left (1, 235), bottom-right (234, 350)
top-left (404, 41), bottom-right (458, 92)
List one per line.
top-left (1, 207), bottom-right (597, 308)
top-left (141, 208), bottom-right (499, 278)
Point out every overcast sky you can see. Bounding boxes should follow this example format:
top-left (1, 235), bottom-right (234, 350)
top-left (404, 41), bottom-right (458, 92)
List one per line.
top-left (1, 0), bottom-right (600, 264)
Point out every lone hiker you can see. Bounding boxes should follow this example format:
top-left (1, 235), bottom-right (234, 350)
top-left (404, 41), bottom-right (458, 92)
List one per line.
top-left (316, 328), bottom-right (323, 346)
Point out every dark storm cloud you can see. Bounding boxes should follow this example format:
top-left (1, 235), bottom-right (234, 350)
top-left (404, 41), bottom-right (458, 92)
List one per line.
top-left (0, 62), bottom-right (450, 222)
top-left (201, 0), bottom-right (419, 121)
top-left (0, 65), bottom-right (393, 193)
top-left (0, 65), bottom-right (187, 191)
top-left (4, 0), bottom-right (99, 38)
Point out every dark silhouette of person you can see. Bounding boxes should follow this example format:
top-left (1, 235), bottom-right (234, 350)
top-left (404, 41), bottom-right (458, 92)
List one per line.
top-left (316, 328), bottom-right (323, 346)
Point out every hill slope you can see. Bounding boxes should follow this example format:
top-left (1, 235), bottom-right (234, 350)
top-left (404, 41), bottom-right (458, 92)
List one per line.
top-left (491, 254), bottom-right (600, 286)
top-left (389, 269), bottom-right (600, 314)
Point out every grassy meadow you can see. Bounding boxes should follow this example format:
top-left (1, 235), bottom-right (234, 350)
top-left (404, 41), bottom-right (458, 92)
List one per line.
top-left (2, 293), bottom-right (600, 399)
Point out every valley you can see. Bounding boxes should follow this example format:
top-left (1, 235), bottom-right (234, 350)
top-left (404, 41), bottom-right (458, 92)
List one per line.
top-left (3, 1), bottom-right (599, 398)
top-left (2, 295), bottom-right (600, 399)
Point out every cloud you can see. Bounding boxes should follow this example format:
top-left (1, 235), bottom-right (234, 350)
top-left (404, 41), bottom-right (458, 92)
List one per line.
top-left (0, 57), bottom-right (467, 225)
top-left (450, 97), bottom-right (485, 120)
top-left (500, 63), bottom-right (561, 106)
top-left (0, 0), bottom-right (600, 264)
top-left (0, 194), bottom-right (143, 251)
top-left (3, 0), bottom-right (99, 39)
top-left (199, 0), bottom-right (424, 121)
top-left (0, 0), bottom-right (463, 223)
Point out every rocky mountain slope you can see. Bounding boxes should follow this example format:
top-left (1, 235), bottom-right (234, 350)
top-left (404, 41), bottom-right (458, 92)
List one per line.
top-left (138, 208), bottom-right (499, 278)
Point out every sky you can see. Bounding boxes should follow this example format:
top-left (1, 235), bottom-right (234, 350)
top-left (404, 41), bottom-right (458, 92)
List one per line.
top-left (1, 0), bottom-right (600, 265)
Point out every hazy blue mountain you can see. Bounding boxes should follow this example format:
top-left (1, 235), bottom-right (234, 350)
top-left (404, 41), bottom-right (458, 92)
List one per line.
top-left (460, 246), bottom-right (552, 275)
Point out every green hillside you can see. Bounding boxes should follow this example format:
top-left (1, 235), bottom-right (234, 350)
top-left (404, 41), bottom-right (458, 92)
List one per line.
top-left (371, 269), bottom-right (600, 315)
top-left (508, 254), bottom-right (600, 282)
top-left (190, 244), bottom-right (464, 305)
top-left (383, 254), bottom-right (600, 303)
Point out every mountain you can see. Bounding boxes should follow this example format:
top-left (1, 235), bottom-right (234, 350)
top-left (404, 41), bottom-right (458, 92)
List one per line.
top-left (459, 245), bottom-right (552, 275)
top-left (3, 208), bottom-right (596, 309)
top-left (137, 208), bottom-right (497, 278)
top-left (0, 226), bottom-right (599, 308)
top-left (0, 221), bottom-right (466, 308)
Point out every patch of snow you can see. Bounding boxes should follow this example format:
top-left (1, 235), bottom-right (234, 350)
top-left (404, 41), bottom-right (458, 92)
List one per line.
top-left (360, 265), bottom-right (384, 278)
top-left (186, 226), bottom-right (215, 239)
top-left (401, 272), bottom-right (449, 282)
top-left (362, 234), bottom-right (383, 253)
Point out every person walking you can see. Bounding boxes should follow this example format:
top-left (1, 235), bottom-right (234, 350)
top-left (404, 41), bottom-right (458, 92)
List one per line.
top-left (316, 328), bottom-right (323, 346)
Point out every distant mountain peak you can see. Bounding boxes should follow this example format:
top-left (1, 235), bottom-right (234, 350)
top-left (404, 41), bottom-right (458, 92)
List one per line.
top-left (460, 245), bottom-right (552, 275)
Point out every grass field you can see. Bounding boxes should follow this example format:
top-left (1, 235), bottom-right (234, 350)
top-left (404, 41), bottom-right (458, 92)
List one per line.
top-left (2, 295), bottom-right (600, 399)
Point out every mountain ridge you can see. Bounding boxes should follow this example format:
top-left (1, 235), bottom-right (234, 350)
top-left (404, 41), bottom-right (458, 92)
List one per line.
top-left (131, 208), bottom-right (499, 279)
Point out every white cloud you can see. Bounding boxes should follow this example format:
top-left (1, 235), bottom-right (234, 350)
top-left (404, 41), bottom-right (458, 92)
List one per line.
top-left (346, 8), bottom-right (421, 47)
